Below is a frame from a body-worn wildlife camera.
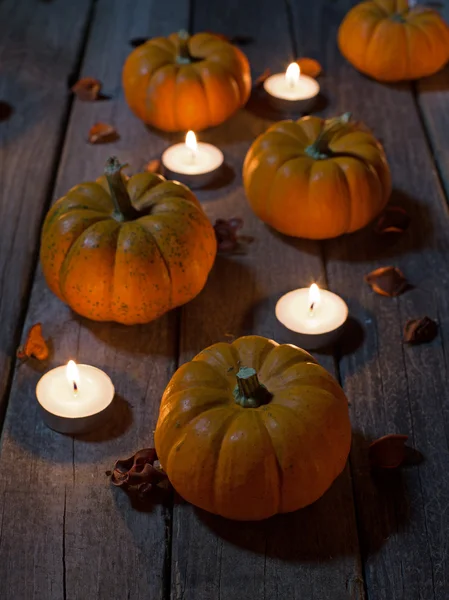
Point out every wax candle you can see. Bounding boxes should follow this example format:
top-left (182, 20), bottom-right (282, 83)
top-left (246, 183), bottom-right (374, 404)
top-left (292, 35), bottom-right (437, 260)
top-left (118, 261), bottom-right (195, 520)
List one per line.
top-left (263, 62), bottom-right (320, 113)
top-left (276, 283), bottom-right (348, 349)
top-left (36, 361), bottom-right (115, 434)
top-left (161, 130), bottom-right (224, 188)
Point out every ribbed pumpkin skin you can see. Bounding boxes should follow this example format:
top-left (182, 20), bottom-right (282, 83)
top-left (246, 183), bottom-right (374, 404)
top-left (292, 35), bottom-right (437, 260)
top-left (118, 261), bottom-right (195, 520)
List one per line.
top-left (155, 335), bottom-right (351, 521)
top-left (243, 115), bottom-right (391, 239)
top-left (338, 0), bottom-right (449, 82)
top-left (122, 32), bottom-right (251, 132)
top-left (40, 173), bottom-right (216, 325)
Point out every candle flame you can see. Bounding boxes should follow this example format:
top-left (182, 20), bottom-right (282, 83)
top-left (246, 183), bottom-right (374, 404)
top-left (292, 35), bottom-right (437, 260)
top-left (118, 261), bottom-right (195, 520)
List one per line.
top-left (308, 283), bottom-right (321, 315)
top-left (66, 360), bottom-right (80, 394)
top-left (285, 62), bottom-right (300, 88)
top-left (185, 130), bottom-right (198, 153)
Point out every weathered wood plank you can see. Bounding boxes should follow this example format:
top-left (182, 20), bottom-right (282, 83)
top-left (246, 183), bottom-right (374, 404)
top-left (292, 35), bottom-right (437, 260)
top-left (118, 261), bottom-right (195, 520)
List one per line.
top-left (300, 0), bottom-right (449, 598)
top-left (0, 1), bottom-right (189, 599)
top-left (171, 1), bottom-right (364, 599)
top-left (0, 0), bottom-right (92, 422)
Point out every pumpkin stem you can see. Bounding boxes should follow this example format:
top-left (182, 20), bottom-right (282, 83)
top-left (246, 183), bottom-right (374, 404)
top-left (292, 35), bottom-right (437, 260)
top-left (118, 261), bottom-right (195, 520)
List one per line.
top-left (233, 367), bottom-right (273, 408)
top-left (305, 113), bottom-right (352, 160)
top-left (104, 157), bottom-right (139, 221)
top-left (177, 30), bottom-right (192, 64)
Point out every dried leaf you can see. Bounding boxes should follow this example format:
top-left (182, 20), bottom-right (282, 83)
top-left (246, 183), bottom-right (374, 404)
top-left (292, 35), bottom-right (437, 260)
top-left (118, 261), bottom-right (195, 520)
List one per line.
top-left (374, 207), bottom-right (410, 235)
top-left (404, 316), bottom-right (438, 344)
top-left (129, 37), bottom-right (150, 47)
top-left (89, 122), bottom-right (119, 144)
top-left (71, 77), bottom-right (102, 101)
top-left (296, 57), bottom-right (322, 78)
top-left (364, 266), bottom-right (409, 297)
top-left (0, 101), bottom-right (13, 122)
top-left (254, 68), bottom-right (271, 88)
top-left (16, 323), bottom-right (49, 361)
top-left (111, 448), bottom-right (168, 492)
top-left (369, 434), bottom-right (409, 469)
top-left (145, 159), bottom-right (162, 174)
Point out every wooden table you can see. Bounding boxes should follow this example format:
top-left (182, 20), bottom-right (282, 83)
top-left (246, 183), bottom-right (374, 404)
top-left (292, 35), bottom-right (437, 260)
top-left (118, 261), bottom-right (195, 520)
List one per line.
top-left (1, 0), bottom-right (449, 598)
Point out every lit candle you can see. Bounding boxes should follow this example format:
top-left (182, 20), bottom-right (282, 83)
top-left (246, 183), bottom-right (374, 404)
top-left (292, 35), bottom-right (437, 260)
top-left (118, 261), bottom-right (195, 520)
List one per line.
top-left (36, 361), bottom-right (115, 434)
top-left (263, 62), bottom-right (320, 113)
top-left (276, 283), bottom-right (348, 349)
top-left (161, 130), bottom-right (224, 188)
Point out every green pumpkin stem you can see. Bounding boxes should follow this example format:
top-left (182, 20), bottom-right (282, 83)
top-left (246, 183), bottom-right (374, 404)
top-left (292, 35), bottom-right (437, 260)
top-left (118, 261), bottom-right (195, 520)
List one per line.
top-left (177, 30), bottom-right (192, 64)
top-left (233, 367), bottom-right (273, 408)
top-left (305, 112), bottom-right (352, 160)
top-left (104, 157), bottom-right (138, 221)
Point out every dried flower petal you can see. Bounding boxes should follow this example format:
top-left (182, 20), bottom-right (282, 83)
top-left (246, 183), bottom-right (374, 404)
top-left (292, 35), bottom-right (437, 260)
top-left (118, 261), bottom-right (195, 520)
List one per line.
top-left (89, 122), bottom-right (119, 144)
top-left (364, 266), bottom-right (409, 297)
top-left (129, 37), bottom-right (149, 47)
top-left (254, 68), bottom-right (271, 88)
top-left (145, 159), bottom-right (162, 174)
top-left (374, 207), bottom-right (410, 235)
top-left (214, 217), bottom-right (253, 254)
top-left (111, 448), bottom-right (168, 490)
top-left (369, 434), bottom-right (409, 468)
top-left (296, 57), bottom-right (322, 78)
top-left (17, 323), bottom-right (49, 361)
top-left (404, 316), bottom-right (438, 344)
top-left (0, 101), bottom-right (13, 122)
top-left (71, 77), bottom-right (102, 101)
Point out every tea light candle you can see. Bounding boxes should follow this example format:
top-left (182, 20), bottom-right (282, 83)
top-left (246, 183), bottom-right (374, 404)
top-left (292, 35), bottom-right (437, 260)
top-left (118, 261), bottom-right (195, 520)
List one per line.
top-left (36, 361), bottom-right (115, 434)
top-left (161, 130), bottom-right (224, 188)
top-left (276, 283), bottom-right (348, 349)
top-left (264, 62), bottom-right (320, 113)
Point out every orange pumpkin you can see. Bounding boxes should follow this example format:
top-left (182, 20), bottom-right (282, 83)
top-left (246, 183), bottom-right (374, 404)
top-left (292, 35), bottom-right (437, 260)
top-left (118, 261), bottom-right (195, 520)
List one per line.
top-left (122, 31), bottom-right (251, 132)
top-left (40, 157), bottom-right (216, 325)
top-left (338, 0), bottom-right (449, 82)
top-left (155, 335), bottom-right (351, 521)
top-left (243, 114), bottom-right (391, 239)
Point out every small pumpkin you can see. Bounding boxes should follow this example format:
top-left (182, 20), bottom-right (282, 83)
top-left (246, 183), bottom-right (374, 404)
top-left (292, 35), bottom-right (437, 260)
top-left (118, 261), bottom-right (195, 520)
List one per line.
top-left (123, 31), bottom-right (251, 132)
top-left (155, 335), bottom-right (351, 521)
top-left (243, 114), bottom-right (391, 239)
top-left (40, 157), bottom-right (216, 325)
top-left (338, 0), bottom-right (449, 82)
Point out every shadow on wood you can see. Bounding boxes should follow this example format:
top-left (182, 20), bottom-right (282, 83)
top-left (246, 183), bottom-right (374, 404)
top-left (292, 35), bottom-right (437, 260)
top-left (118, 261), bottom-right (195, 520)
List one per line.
top-left (75, 393), bottom-right (133, 442)
top-left (323, 188), bottom-right (434, 263)
top-left (245, 87), bottom-right (328, 121)
top-left (72, 313), bottom-right (177, 357)
top-left (192, 431), bottom-right (411, 562)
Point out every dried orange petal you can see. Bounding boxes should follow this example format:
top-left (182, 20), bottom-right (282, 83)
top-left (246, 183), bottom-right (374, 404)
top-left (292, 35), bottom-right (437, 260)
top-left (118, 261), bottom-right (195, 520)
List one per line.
top-left (17, 323), bottom-right (49, 361)
top-left (296, 57), bottom-right (322, 78)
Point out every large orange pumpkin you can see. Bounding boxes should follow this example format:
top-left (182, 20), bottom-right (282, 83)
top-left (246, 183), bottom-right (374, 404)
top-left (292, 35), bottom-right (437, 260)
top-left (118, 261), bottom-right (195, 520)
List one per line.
top-left (122, 31), bottom-right (251, 132)
top-left (40, 157), bottom-right (216, 325)
top-left (155, 335), bottom-right (351, 521)
top-left (243, 114), bottom-right (391, 239)
top-left (338, 0), bottom-right (449, 82)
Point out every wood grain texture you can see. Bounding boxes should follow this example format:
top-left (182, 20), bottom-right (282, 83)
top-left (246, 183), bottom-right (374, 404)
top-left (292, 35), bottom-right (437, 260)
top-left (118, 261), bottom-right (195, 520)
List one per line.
top-left (0, 1), bottom-right (189, 599)
top-left (293, 0), bottom-right (449, 598)
top-left (170, 1), bottom-right (364, 599)
top-left (0, 0), bottom-right (92, 422)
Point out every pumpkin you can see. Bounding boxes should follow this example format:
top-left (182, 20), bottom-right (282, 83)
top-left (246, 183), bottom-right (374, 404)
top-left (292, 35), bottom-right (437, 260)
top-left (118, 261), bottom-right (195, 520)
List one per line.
top-left (122, 31), bottom-right (251, 132)
top-left (338, 0), bottom-right (449, 82)
top-left (40, 157), bottom-right (216, 325)
top-left (155, 335), bottom-right (351, 521)
top-left (242, 113), bottom-right (391, 239)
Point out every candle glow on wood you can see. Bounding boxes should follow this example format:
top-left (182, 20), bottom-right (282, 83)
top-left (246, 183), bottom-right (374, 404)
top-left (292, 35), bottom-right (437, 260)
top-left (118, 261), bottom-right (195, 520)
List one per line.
top-left (263, 62), bottom-right (320, 102)
top-left (161, 131), bottom-right (224, 177)
top-left (185, 130), bottom-right (198, 163)
top-left (285, 62), bottom-right (300, 88)
top-left (66, 360), bottom-right (80, 395)
top-left (275, 283), bottom-right (348, 348)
